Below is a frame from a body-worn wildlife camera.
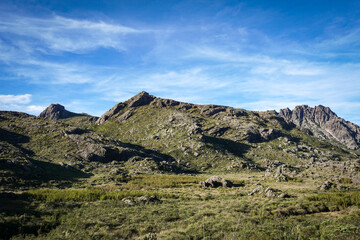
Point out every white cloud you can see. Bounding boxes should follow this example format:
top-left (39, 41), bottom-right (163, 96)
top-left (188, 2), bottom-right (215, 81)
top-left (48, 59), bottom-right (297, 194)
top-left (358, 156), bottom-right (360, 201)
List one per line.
top-left (0, 94), bottom-right (45, 115)
top-left (0, 13), bottom-right (146, 53)
top-left (26, 105), bottom-right (46, 113)
top-left (0, 94), bottom-right (31, 104)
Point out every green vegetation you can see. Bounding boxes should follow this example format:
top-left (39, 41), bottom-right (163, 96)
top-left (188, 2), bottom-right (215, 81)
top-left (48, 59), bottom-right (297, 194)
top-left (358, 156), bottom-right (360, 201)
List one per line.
top-left (23, 188), bottom-right (176, 202)
top-left (1, 176), bottom-right (360, 239)
top-left (1, 97), bottom-right (360, 239)
top-left (308, 191), bottom-right (360, 209)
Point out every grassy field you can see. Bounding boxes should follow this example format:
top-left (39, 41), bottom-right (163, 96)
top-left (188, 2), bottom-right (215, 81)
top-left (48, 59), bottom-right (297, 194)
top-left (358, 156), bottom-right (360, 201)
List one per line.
top-left (1, 173), bottom-right (360, 240)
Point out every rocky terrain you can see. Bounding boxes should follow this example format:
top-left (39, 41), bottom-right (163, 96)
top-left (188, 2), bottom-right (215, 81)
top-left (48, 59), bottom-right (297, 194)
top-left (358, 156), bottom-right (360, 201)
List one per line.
top-left (1, 91), bottom-right (360, 239)
top-left (279, 105), bottom-right (360, 150)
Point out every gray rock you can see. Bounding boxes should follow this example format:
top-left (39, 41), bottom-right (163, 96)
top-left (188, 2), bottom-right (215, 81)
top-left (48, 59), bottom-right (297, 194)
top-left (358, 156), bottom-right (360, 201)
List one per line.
top-left (249, 185), bottom-right (286, 198)
top-left (200, 105), bottom-right (227, 117)
top-left (39, 104), bottom-right (80, 120)
top-left (246, 126), bottom-right (281, 142)
top-left (319, 181), bottom-right (336, 191)
top-left (96, 102), bottom-right (127, 124)
top-left (264, 187), bottom-right (277, 197)
top-left (127, 91), bottom-right (155, 108)
top-left (136, 195), bottom-right (161, 204)
top-left (122, 198), bottom-right (135, 205)
top-left (200, 175), bottom-right (233, 188)
top-left (279, 105), bottom-right (360, 149)
top-left (248, 185), bottom-right (264, 195)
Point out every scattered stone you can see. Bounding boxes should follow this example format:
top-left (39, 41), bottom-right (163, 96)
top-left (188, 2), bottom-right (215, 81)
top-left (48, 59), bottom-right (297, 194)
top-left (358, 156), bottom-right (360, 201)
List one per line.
top-left (248, 185), bottom-right (287, 198)
top-left (136, 195), bottom-right (161, 204)
top-left (336, 185), bottom-right (348, 191)
top-left (248, 185), bottom-right (264, 195)
top-left (275, 173), bottom-right (288, 182)
top-left (318, 181), bottom-right (336, 191)
top-left (122, 198), bottom-right (135, 206)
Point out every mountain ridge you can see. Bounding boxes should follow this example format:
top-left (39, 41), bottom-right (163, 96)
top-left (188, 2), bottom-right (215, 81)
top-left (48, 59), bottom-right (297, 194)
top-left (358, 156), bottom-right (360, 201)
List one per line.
top-left (91, 91), bottom-right (360, 150)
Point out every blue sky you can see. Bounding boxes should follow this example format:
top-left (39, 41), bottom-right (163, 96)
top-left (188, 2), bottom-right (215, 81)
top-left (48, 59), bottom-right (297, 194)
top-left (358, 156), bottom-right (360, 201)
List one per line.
top-left (0, 0), bottom-right (360, 124)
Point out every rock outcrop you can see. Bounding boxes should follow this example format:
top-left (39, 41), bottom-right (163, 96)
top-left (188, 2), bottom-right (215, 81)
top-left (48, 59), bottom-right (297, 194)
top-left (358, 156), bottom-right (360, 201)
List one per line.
top-left (279, 105), bottom-right (360, 149)
top-left (199, 175), bottom-right (233, 188)
top-left (39, 104), bottom-right (79, 120)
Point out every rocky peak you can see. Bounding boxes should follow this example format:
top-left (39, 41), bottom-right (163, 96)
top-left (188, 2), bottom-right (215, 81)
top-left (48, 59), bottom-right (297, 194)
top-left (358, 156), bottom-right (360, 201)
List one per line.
top-left (126, 91), bottom-right (155, 108)
top-left (39, 104), bottom-right (79, 120)
top-left (279, 105), bottom-right (360, 149)
top-left (96, 91), bottom-right (156, 124)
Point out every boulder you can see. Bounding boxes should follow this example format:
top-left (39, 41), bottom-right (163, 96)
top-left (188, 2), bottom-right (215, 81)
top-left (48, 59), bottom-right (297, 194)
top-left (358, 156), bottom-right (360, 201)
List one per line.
top-left (200, 175), bottom-right (233, 188)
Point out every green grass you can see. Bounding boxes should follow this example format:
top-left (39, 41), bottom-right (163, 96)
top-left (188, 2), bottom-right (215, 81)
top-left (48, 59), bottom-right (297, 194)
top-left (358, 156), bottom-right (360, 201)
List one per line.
top-left (23, 188), bottom-right (177, 202)
top-left (307, 191), bottom-right (360, 209)
top-left (122, 174), bottom-right (205, 189)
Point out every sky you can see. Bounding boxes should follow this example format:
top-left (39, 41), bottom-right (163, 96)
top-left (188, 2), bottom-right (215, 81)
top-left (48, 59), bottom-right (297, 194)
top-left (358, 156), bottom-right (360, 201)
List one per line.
top-left (0, 0), bottom-right (360, 125)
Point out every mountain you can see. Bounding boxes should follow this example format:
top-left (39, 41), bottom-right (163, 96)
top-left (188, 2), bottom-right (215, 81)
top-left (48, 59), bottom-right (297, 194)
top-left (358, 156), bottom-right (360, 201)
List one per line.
top-left (1, 91), bottom-right (360, 239)
top-left (39, 104), bottom-right (82, 120)
top-left (279, 105), bottom-right (360, 150)
top-left (1, 91), bottom-right (360, 187)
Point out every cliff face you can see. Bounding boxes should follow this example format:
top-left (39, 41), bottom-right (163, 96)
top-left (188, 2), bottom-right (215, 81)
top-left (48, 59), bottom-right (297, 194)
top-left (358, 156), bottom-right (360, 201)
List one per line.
top-left (279, 105), bottom-right (360, 149)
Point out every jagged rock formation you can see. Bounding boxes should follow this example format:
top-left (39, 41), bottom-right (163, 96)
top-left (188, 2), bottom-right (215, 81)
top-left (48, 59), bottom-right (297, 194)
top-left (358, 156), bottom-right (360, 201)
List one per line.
top-left (39, 104), bottom-right (80, 120)
top-left (279, 105), bottom-right (360, 149)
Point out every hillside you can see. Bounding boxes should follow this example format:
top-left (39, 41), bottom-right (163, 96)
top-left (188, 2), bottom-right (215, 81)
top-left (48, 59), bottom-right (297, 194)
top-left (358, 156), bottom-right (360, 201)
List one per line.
top-left (1, 91), bottom-right (360, 239)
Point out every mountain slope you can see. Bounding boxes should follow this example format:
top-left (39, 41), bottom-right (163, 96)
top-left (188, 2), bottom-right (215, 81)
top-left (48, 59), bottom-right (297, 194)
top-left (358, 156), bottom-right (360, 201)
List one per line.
top-left (1, 92), bottom-right (360, 190)
top-left (95, 91), bottom-right (360, 177)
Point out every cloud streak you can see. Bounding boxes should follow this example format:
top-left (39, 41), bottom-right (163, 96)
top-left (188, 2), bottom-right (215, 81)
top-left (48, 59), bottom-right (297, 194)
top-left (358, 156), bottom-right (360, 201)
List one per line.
top-left (0, 13), bottom-right (146, 53)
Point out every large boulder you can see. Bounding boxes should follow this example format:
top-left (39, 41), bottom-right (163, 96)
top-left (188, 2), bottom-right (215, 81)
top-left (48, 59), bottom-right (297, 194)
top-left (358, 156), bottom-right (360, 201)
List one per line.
top-left (199, 175), bottom-right (233, 188)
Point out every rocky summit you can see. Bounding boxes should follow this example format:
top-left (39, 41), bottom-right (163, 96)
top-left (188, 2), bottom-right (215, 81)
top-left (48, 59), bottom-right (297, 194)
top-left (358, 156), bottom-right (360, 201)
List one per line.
top-left (39, 103), bottom-right (81, 120)
top-left (1, 91), bottom-right (360, 239)
top-left (279, 105), bottom-right (360, 149)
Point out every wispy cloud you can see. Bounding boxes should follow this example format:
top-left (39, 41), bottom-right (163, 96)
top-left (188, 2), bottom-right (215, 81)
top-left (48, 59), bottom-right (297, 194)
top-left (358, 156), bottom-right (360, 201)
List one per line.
top-left (0, 13), bottom-right (146, 53)
top-left (0, 6), bottom-right (359, 124)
